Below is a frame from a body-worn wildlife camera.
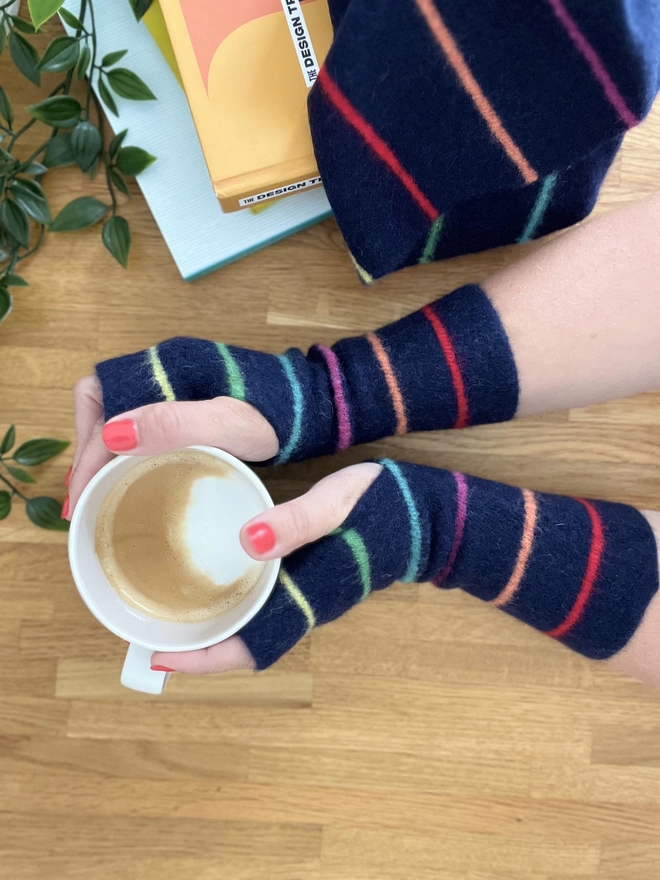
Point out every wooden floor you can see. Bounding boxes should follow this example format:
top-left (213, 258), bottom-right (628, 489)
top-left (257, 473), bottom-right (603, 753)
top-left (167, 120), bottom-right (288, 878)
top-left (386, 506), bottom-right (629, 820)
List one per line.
top-left (2, 36), bottom-right (660, 880)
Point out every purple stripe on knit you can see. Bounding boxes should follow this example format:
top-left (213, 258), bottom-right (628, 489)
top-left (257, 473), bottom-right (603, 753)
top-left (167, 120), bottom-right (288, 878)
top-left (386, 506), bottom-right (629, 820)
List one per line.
top-left (546, 0), bottom-right (640, 129)
top-left (315, 345), bottom-right (353, 451)
top-left (433, 472), bottom-right (468, 585)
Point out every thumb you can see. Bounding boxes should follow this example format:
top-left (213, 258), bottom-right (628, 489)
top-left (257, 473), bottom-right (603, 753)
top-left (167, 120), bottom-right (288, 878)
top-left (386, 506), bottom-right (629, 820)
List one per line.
top-left (101, 397), bottom-right (279, 462)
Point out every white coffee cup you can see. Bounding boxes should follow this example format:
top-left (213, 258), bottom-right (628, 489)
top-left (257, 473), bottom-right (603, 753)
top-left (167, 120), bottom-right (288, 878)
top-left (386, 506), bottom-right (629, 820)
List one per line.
top-left (68, 446), bottom-right (280, 695)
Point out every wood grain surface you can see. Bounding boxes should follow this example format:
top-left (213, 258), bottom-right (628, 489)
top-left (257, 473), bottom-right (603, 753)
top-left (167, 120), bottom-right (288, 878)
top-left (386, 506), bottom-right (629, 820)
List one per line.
top-left (1, 19), bottom-right (660, 880)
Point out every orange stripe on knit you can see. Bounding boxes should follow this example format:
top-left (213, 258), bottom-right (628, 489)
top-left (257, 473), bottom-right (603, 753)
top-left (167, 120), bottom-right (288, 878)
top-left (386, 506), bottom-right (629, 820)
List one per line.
top-left (414, 0), bottom-right (538, 185)
top-left (366, 332), bottom-right (408, 436)
top-left (491, 489), bottom-right (538, 607)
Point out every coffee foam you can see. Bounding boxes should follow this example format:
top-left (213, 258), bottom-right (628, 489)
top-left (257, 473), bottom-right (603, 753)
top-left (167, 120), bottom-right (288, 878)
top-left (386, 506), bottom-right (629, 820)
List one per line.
top-left (95, 449), bottom-right (267, 623)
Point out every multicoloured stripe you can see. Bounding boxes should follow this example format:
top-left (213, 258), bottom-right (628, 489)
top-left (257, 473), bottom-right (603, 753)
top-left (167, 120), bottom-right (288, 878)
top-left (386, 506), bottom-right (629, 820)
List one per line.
top-left (419, 215), bottom-right (445, 264)
top-left (491, 489), bottom-right (538, 606)
top-left (518, 173), bottom-right (558, 243)
top-left (315, 345), bottom-right (353, 451)
top-left (215, 343), bottom-right (246, 400)
top-left (421, 304), bottom-right (469, 429)
top-left (276, 353), bottom-right (304, 464)
top-left (342, 528), bottom-right (372, 601)
top-left (433, 472), bottom-right (468, 585)
top-left (414, 0), bottom-right (538, 185)
top-left (366, 332), bottom-right (408, 436)
top-left (317, 66), bottom-right (440, 221)
top-left (148, 345), bottom-right (176, 402)
top-left (280, 567), bottom-right (315, 631)
top-left (381, 459), bottom-right (422, 582)
top-left (545, 0), bottom-right (640, 129)
top-left (546, 499), bottom-right (605, 639)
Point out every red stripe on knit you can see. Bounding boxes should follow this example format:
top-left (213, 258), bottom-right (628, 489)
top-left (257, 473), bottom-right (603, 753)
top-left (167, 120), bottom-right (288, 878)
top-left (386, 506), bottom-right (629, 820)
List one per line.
top-left (317, 67), bottom-right (439, 222)
top-left (421, 304), bottom-right (469, 429)
top-left (546, 499), bottom-right (604, 639)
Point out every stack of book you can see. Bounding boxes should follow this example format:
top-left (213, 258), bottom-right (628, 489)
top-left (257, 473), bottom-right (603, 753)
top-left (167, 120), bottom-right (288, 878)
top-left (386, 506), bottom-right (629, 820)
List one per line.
top-left (60, 0), bottom-right (333, 282)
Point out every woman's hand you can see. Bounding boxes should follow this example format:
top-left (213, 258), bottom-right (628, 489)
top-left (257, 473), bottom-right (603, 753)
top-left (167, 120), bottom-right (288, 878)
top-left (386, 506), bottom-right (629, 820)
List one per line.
top-left (67, 375), bottom-right (279, 516)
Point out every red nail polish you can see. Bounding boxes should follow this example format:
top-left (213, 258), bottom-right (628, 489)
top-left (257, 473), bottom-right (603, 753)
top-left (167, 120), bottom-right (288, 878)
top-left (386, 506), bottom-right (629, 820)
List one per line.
top-left (151, 665), bottom-right (175, 673)
top-left (61, 494), bottom-right (69, 519)
top-left (246, 522), bottom-right (276, 554)
top-left (102, 419), bottom-right (138, 452)
top-left (64, 466), bottom-right (72, 487)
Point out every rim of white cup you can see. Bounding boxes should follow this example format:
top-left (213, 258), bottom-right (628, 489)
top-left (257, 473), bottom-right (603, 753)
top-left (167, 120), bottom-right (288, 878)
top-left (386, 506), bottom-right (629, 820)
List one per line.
top-left (68, 445), bottom-right (280, 651)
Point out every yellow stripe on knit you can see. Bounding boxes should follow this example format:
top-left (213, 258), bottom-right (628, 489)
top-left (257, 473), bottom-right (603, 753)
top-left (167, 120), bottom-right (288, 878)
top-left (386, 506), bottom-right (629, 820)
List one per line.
top-left (348, 251), bottom-right (374, 285)
top-left (148, 345), bottom-right (176, 402)
top-left (280, 568), bottom-right (315, 631)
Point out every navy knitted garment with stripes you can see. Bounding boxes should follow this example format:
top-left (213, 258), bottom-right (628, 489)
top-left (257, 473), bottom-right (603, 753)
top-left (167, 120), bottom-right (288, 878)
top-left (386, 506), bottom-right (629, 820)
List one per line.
top-left (309, 0), bottom-right (660, 279)
top-left (96, 285), bottom-right (519, 463)
top-left (239, 461), bottom-right (659, 669)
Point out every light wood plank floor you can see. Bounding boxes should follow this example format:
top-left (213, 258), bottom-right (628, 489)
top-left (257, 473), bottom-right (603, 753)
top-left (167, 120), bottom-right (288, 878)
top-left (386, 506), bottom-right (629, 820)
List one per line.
top-left (2, 30), bottom-right (660, 880)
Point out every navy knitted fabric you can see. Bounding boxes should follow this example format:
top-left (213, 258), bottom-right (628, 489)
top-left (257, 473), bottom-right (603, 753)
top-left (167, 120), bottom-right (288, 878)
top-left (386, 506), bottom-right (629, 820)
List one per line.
top-left (240, 461), bottom-right (659, 669)
top-left (96, 284), bottom-right (518, 463)
top-left (308, 0), bottom-right (660, 279)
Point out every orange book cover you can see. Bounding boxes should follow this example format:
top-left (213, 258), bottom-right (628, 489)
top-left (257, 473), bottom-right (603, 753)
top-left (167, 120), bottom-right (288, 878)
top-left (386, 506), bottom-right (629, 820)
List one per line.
top-left (159, 0), bottom-right (332, 212)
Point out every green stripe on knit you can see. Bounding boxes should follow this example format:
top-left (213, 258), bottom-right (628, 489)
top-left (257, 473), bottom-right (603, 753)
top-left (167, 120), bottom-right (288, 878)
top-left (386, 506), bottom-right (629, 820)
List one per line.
top-left (280, 567), bottom-right (315, 631)
top-left (215, 343), bottom-right (246, 400)
top-left (342, 528), bottom-right (372, 600)
top-left (419, 215), bottom-right (445, 264)
top-left (148, 346), bottom-right (176, 402)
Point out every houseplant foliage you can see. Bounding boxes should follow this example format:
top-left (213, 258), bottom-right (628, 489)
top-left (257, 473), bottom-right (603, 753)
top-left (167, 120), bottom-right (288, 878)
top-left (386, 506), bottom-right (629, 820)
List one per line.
top-left (0, 0), bottom-right (157, 324)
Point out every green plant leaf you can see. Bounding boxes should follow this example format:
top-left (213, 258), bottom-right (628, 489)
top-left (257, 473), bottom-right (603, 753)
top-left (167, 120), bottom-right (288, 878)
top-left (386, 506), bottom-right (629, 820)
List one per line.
top-left (76, 43), bottom-right (90, 78)
top-left (26, 496), bottom-right (70, 530)
top-left (108, 128), bottom-right (128, 160)
top-left (14, 437), bottom-right (70, 466)
top-left (0, 288), bottom-right (12, 324)
top-left (22, 161), bottom-right (48, 175)
top-left (28, 95), bottom-right (81, 128)
top-left (102, 49), bottom-right (127, 67)
top-left (28, 0), bottom-right (65, 30)
top-left (106, 67), bottom-right (156, 101)
top-left (50, 196), bottom-right (107, 232)
top-left (87, 155), bottom-right (100, 179)
top-left (0, 199), bottom-right (30, 248)
top-left (11, 16), bottom-right (37, 34)
top-left (11, 178), bottom-right (51, 225)
top-left (6, 465), bottom-right (36, 484)
top-left (71, 120), bottom-right (101, 172)
top-left (98, 77), bottom-right (118, 116)
top-left (0, 86), bottom-right (13, 126)
top-left (0, 147), bottom-right (18, 174)
top-left (4, 274), bottom-right (28, 287)
top-left (0, 424), bottom-right (15, 454)
top-left (59, 7), bottom-right (84, 30)
top-left (130, 0), bottom-right (154, 20)
top-left (0, 491), bottom-right (10, 521)
top-left (37, 34), bottom-right (79, 72)
top-left (0, 26), bottom-right (6, 55)
top-left (9, 31), bottom-right (41, 86)
top-left (110, 167), bottom-right (130, 196)
top-left (43, 133), bottom-right (75, 167)
top-left (116, 145), bottom-right (156, 176)
top-left (102, 215), bottom-right (131, 268)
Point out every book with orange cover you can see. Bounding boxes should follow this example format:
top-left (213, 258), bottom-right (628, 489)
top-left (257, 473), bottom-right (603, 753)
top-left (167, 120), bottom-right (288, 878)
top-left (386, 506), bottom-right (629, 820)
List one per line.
top-left (159, 0), bottom-right (333, 212)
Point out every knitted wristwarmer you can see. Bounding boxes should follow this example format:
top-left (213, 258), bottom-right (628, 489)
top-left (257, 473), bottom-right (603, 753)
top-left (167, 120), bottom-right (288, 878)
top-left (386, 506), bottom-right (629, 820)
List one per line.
top-left (96, 284), bottom-right (518, 464)
top-left (240, 461), bottom-right (659, 669)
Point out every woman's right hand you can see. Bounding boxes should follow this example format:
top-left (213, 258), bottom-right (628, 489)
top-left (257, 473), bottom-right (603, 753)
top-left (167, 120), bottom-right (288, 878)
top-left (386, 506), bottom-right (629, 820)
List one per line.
top-left (67, 374), bottom-right (279, 518)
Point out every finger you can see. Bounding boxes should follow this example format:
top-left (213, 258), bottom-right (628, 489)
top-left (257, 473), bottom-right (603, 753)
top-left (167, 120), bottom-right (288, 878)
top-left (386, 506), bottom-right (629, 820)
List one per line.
top-left (241, 461), bottom-right (383, 560)
top-left (72, 376), bottom-right (104, 472)
top-left (67, 421), bottom-right (114, 518)
top-left (151, 635), bottom-right (255, 675)
top-left (101, 397), bottom-right (279, 462)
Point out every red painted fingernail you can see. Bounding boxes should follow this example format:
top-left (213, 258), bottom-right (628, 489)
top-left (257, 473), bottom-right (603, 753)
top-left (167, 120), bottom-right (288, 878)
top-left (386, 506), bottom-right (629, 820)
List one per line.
top-left (151, 665), bottom-right (175, 673)
top-left (64, 466), bottom-right (72, 487)
top-left (61, 494), bottom-right (69, 519)
top-left (102, 419), bottom-right (138, 452)
top-left (246, 522), bottom-right (276, 554)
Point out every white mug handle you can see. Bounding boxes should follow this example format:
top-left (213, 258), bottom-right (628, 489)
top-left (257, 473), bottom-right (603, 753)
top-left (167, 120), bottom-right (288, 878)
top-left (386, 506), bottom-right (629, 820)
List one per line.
top-left (121, 642), bottom-right (170, 694)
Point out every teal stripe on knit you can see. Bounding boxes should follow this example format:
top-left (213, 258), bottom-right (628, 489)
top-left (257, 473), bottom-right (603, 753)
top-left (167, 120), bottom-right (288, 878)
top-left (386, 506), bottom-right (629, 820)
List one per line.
top-left (341, 528), bottom-right (372, 600)
top-left (518, 172), bottom-right (558, 243)
top-left (276, 353), bottom-right (304, 464)
top-left (380, 459), bottom-right (422, 582)
top-left (215, 343), bottom-right (246, 400)
top-left (419, 214), bottom-right (445, 264)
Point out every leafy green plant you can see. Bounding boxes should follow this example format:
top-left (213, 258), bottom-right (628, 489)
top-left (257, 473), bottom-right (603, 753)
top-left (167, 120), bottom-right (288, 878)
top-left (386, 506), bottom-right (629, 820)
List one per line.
top-left (0, 424), bottom-right (70, 530)
top-left (0, 0), bottom-right (157, 323)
